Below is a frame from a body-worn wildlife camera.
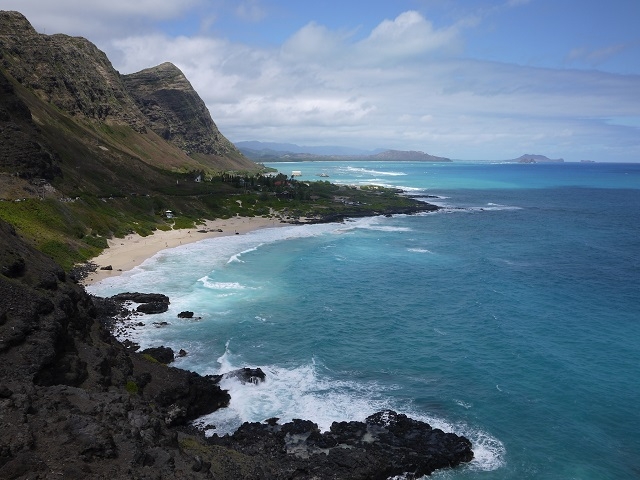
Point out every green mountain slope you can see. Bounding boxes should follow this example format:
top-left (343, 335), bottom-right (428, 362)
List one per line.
top-left (0, 11), bottom-right (267, 268)
top-left (0, 11), bottom-right (436, 270)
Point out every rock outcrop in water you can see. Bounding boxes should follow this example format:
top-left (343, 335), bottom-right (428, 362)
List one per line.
top-left (211, 410), bottom-right (473, 479)
top-left (0, 219), bottom-right (232, 477)
top-left (0, 9), bottom-right (472, 478)
top-left (0, 216), bottom-right (474, 477)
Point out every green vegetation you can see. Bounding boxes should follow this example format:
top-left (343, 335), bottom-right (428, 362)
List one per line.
top-left (142, 354), bottom-right (162, 364)
top-left (0, 171), bottom-right (431, 270)
top-left (125, 380), bottom-right (139, 395)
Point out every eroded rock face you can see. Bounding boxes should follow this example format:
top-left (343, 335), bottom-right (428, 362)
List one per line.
top-left (0, 11), bottom-right (147, 131)
top-left (110, 292), bottom-right (170, 314)
top-left (0, 69), bottom-right (62, 181)
top-left (223, 367), bottom-right (266, 385)
top-left (123, 62), bottom-right (242, 158)
top-left (210, 410), bottom-right (474, 479)
top-left (0, 10), bottom-right (259, 177)
top-left (0, 219), bottom-right (231, 478)
top-left (140, 346), bottom-right (175, 364)
top-left (110, 292), bottom-right (169, 304)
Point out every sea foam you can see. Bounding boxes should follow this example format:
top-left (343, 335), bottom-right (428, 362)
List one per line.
top-left (193, 340), bottom-right (505, 473)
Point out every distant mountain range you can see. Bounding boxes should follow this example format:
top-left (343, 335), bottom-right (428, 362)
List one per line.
top-left (235, 141), bottom-right (384, 156)
top-left (236, 141), bottom-right (452, 162)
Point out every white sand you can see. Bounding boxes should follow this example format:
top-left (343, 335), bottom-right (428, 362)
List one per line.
top-left (81, 216), bottom-right (284, 286)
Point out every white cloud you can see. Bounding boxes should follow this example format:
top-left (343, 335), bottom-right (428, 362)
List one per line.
top-left (354, 11), bottom-right (463, 63)
top-left (1, 0), bottom-right (204, 40)
top-left (2, 4), bottom-right (639, 161)
top-left (565, 43), bottom-right (630, 67)
top-left (281, 22), bottom-right (350, 62)
top-left (235, 0), bottom-right (267, 22)
top-left (108, 8), bottom-right (640, 161)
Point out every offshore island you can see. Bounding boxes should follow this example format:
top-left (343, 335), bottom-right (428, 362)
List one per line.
top-left (0, 11), bottom-right (473, 479)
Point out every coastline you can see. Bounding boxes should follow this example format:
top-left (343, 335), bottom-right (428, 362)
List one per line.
top-left (81, 198), bottom-right (440, 286)
top-left (81, 216), bottom-right (285, 286)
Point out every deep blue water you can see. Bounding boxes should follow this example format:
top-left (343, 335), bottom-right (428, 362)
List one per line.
top-left (88, 162), bottom-right (640, 479)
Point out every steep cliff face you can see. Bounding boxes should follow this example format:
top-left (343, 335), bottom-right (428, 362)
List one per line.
top-left (124, 62), bottom-right (238, 157)
top-left (0, 69), bottom-right (60, 180)
top-left (0, 11), bottom-right (147, 131)
top-left (0, 219), bottom-right (233, 478)
top-left (123, 62), bottom-right (257, 171)
top-left (0, 10), bottom-right (256, 175)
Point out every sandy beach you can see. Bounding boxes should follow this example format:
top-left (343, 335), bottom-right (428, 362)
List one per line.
top-left (81, 216), bottom-right (284, 286)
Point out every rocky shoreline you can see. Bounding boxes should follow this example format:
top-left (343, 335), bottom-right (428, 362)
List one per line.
top-left (0, 216), bottom-right (473, 479)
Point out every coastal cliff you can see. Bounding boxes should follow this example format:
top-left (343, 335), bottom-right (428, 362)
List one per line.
top-left (0, 217), bottom-right (473, 478)
top-left (0, 10), bottom-right (257, 183)
top-left (0, 12), bottom-right (472, 477)
top-left (123, 62), bottom-right (255, 171)
top-left (0, 11), bottom-right (147, 131)
top-left (0, 219), bottom-right (232, 478)
top-left (0, 10), bottom-right (265, 268)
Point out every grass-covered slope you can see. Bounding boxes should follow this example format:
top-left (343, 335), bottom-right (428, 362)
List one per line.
top-left (0, 11), bottom-right (436, 271)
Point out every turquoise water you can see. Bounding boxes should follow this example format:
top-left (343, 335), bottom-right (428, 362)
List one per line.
top-left (88, 162), bottom-right (640, 479)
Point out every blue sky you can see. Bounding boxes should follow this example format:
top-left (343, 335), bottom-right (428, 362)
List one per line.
top-left (4, 0), bottom-right (640, 161)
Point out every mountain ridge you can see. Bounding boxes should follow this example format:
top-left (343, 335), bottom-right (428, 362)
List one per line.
top-left (237, 141), bottom-right (451, 162)
top-left (236, 140), bottom-right (385, 156)
top-left (0, 10), bottom-right (254, 176)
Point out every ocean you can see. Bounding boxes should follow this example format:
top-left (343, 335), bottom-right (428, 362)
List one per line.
top-left (87, 161), bottom-right (640, 479)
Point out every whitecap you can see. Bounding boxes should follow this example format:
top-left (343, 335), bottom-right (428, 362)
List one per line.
top-left (197, 277), bottom-right (254, 290)
top-left (193, 344), bottom-right (506, 473)
top-left (361, 225), bottom-right (412, 232)
top-left (227, 244), bottom-right (263, 263)
top-left (470, 204), bottom-right (523, 211)
top-left (194, 350), bottom-right (397, 436)
top-left (454, 399), bottom-right (472, 409)
top-left (463, 428), bottom-right (506, 472)
top-left (343, 166), bottom-right (407, 176)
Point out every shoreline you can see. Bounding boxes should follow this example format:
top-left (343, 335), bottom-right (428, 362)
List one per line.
top-left (80, 201), bottom-right (440, 286)
top-left (81, 216), bottom-right (285, 286)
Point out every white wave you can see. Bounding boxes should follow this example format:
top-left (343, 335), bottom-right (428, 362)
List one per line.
top-left (197, 277), bottom-right (253, 290)
top-left (408, 248), bottom-right (433, 254)
top-left (471, 204), bottom-right (523, 211)
top-left (194, 343), bottom-right (505, 473)
top-left (197, 364), bottom-right (397, 436)
top-left (344, 166), bottom-right (407, 176)
top-left (453, 399), bottom-right (472, 409)
top-left (345, 216), bottom-right (412, 233)
top-left (227, 244), bottom-right (262, 263)
top-left (88, 222), bottom-right (360, 298)
top-left (359, 225), bottom-right (413, 232)
top-left (400, 411), bottom-right (506, 474)
top-left (463, 428), bottom-right (506, 472)
top-left (195, 348), bottom-right (396, 435)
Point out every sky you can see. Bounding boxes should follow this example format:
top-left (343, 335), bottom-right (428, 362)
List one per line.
top-left (3, 0), bottom-right (640, 162)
